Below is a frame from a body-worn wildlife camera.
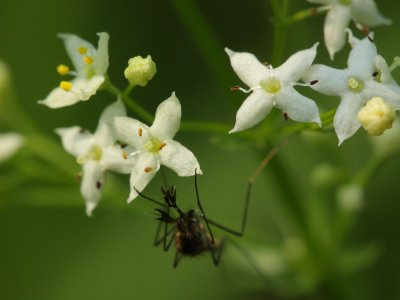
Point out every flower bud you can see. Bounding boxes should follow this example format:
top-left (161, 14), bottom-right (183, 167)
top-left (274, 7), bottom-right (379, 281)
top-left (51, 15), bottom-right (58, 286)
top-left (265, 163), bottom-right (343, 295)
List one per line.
top-left (336, 184), bottom-right (364, 212)
top-left (357, 97), bottom-right (395, 136)
top-left (310, 163), bottom-right (342, 189)
top-left (124, 55), bottom-right (157, 86)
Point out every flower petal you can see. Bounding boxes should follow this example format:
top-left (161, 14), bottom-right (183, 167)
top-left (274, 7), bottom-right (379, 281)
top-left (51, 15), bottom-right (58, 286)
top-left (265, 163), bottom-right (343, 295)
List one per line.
top-left (303, 64), bottom-right (347, 96)
top-left (81, 161), bottom-right (104, 216)
top-left (159, 140), bottom-right (201, 176)
top-left (150, 92), bottom-right (181, 140)
top-left (38, 76), bottom-right (105, 109)
top-left (94, 99), bottom-right (126, 146)
top-left (364, 80), bottom-right (400, 110)
top-left (58, 33), bottom-right (97, 74)
top-left (0, 132), bottom-right (24, 163)
top-left (334, 93), bottom-right (364, 145)
top-left (55, 126), bottom-right (93, 157)
top-left (347, 35), bottom-right (377, 78)
top-left (225, 48), bottom-right (269, 87)
top-left (101, 145), bottom-right (137, 174)
top-left (127, 152), bottom-right (160, 202)
top-left (276, 88), bottom-right (321, 125)
top-left (113, 116), bottom-right (150, 148)
top-left (229, 90), bottom-right (273, 133)
top-left (275, 43), bottom-right (318, 83)
top-left (94, 32), bottom-right (110, 75)
top-left (324, 5), bottom-right (351, 59)
top-left (351, 0), bottom-right (391, 27)
top-left (374, 55), bottom-right (396, 85)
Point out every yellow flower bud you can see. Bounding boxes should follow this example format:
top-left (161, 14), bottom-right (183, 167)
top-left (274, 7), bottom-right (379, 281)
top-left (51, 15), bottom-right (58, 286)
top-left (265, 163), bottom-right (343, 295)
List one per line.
top-left (124, 55), bottom-right (157, 86)
top-left (357, 97), bottom-right (395, 136)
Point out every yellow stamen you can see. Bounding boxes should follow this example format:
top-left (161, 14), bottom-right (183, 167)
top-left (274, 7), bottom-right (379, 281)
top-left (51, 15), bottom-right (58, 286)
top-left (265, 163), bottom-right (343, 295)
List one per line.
top-left (159, 143), bottom-right (167, 150)
top-left (78, 47), bottom-right (87, 55)
top-left (144, 167), bottom-right (154, 173)
top-left (59, 81), bottom-right (72, 91)
top-left (122, 151), bottom-right (128, 160)
top-left (138, 128), bottom-right (143, 137)
top-left (83, 56), bottom-right (94, 65)
top-left (56, 64), bottom-right (69, 76)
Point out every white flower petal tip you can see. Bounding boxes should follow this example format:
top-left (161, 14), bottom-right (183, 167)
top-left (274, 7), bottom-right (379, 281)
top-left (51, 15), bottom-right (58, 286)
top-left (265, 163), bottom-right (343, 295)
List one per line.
top-left (0, 133), bottom-right (24, 163)
top-left (85, 202), bottom-right (96, 217)
top-left (224, 47), bottom-right (235, 57)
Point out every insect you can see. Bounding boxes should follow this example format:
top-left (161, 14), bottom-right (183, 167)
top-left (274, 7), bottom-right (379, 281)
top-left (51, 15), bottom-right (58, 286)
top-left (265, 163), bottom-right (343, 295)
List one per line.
top-left (135, 141), bottom-right (286, 268)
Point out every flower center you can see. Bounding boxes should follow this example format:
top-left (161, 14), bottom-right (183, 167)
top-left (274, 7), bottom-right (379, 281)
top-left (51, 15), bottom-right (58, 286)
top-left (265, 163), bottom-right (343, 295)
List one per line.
top-left (339, 0), bottom-right (351, 5)
top-left (260, 77), bottom-right (281, 94)
top-left (77, 145), bottom-right (103, 164)
top-left (357, 97), bottom-right (395, 136)
top-left (144, 138), bottom-right (166, 153)
top-left (347, 77), bottom-right (363, 92)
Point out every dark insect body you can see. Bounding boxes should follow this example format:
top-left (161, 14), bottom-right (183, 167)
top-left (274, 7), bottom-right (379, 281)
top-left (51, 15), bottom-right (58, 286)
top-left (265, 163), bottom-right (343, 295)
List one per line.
top-left (135, 141), bottom-right (286, 268)
top-left (135, 172), bottom-right (247, 268)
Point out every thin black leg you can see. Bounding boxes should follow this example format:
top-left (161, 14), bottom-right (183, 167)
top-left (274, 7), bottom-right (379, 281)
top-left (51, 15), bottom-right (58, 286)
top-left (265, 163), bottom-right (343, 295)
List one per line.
top-left (194, 169), bottom-right (215, 244)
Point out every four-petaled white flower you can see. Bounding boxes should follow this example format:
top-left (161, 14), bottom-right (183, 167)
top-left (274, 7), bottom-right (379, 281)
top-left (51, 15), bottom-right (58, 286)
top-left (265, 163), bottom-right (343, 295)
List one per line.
top-left (0, 133), bottom-right (24, 163)
top-left (113, 92), bottom-right (202, 202)
top-left (56, 100), bottom-right (135, 216)
top-left (225, 44), bottom-right (321, 133)
top-left (304, 34), bottom-right (400, 145)
top-left (39, 32), bottom-right (109, 109)
top-left (307, 0), bottom-right (391, 59)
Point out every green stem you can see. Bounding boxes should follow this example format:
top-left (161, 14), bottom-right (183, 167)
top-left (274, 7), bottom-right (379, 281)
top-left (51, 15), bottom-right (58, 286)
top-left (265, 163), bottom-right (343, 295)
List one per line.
top-left (169, 0), bottom-right (233, 93)
top-left (270, 0), bottom-right (290, 65)
top-left (286, 6), bottom-right (328, 25)
top-left (103, 78), bottom-right (154, 123)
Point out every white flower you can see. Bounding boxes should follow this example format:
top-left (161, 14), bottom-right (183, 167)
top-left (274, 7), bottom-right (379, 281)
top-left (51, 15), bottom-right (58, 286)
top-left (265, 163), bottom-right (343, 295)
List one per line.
top-left (0, 133), bottom-right (24, 163)
top-left (56, 100), bottom-right (135, 216)
top-left (39, 32), bottom-right (109, 109)
top-left (304, 34), bottom-right (400, 145)
top-left (113, 92), bottom-right (201, 202)
top-left (225, 44), bottom-right (321, 133)
top-left (307, 0), bottom-right (391, 59)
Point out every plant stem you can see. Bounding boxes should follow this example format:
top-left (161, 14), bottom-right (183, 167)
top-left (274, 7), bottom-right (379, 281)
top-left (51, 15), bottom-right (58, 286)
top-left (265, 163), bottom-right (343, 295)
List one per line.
top-left (103, 79), bottom-right (154, 123)
top-left (270, 0), bottom-right (290, 65)
top-left (169, 0), bottom-right (233, 94)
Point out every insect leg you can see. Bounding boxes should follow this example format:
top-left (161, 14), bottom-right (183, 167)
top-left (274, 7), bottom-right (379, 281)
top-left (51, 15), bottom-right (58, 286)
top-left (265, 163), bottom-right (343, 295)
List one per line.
top-left (207, 138), bottom-right (289, 237)
top-left (173, 251), bottom-right (183, 268)
top-left (194, 169), bottom-right (215, 244)
top-left (210, 238), bottom-right (226, 266)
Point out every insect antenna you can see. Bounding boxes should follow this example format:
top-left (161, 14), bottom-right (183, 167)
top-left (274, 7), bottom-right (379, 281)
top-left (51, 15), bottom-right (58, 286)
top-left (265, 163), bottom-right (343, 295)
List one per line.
top-left (133, 187), bottom-right (164, 207)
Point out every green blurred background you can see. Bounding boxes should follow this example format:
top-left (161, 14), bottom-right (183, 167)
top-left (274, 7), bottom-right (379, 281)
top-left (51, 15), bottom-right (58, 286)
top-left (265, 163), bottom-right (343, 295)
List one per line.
top-left (1, 0), bottom-right (400, 299)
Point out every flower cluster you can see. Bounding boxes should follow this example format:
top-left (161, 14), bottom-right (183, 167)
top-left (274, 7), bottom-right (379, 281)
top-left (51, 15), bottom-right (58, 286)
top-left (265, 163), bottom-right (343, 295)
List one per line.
top-left (32, 0), bottom-right (395, 215)
top-left (226, 29), bottom-right (400, 145)
top-left (39, 33), bottom-right (201, 215)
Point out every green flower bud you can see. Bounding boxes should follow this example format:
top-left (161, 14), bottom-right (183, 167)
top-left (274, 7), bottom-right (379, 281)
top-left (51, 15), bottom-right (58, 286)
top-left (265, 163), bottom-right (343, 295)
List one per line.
top-left (336, 184), bottom-right (364, 212)
top-left (124, 55), bottom-right (157, 86)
